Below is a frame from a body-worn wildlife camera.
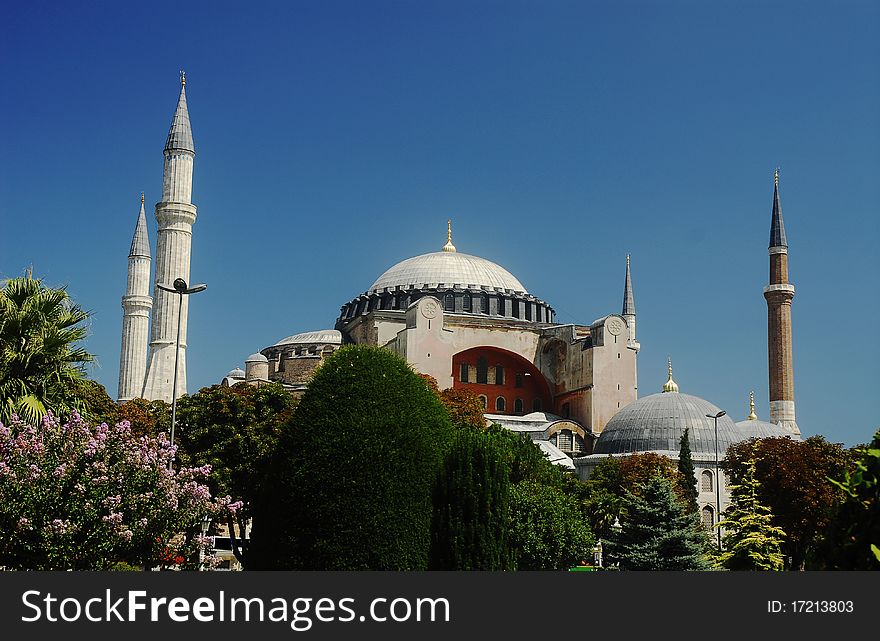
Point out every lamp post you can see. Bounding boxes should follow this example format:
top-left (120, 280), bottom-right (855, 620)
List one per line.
top-left (157, 278), bottom-right (206, 467)
top-left (706, 410), bottom-right (726, 551)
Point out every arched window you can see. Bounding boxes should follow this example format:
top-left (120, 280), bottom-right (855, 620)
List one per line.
top-left (512, 299), bottom-right (520, 318)
top-left (498, 297), bottom-right (506, 316)
top-left (495, 396), bottom-right (506, 412)
top-left (514, 398), bottom-right (524, 414)
top-left (476, 356), bottom-right (488, 384)
top-left (532, 398), bottom-right (542, 412)
top-left (481, 294), bottom-right (489, 314)
top-left (495, 365), bottom-right (504, 385)
top-left (701, 470), bottom-right (714, 492)
top-left (557, 430), bottom-right (572, 451)
top-left (525, 303), bottom-right (532, 321)
top-left (478, 395), bottom-right (487, 410)
top-left (463, 294), bottom-right (472, 312)
top-left (701, 506), bottom-right (715, 529)
top-left (444, 293), bottom-right (454, 311)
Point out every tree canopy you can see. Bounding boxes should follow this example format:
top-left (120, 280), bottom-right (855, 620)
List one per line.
top-left (249, 346), bottom-right (454, 570)
top-left (0, 274), bottom-right (94, 424)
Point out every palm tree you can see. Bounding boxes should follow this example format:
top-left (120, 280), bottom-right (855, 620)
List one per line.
top-left (0, 273), bottom-right (94, 424)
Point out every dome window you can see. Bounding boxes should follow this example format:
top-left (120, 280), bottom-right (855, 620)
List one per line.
top-left (444, 293), bottom-right (454, 311)
top-left (480, 293), bottom-right (489, 314)
top-left (463, 294), bottom-right (471, 312)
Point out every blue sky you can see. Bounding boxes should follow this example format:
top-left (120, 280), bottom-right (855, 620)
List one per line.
top-left (1, 1), bottom-right (877, 447)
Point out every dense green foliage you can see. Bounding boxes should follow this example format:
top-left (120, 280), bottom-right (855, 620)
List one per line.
top-left (249, 346), bottom-right (454, 570)
top-left (724, 436), bottom-right (850, 569)
top-left (821, 429), bottom-right (880, 569)
top-left (0, 275), bottom-right (94, 424)
top-left (431, 428), bottom-right (513, 570)
top-left (716, 458), bottom-right (786, 570)
top-left (508, 480), bottom-right (594, 570)
top-left (607, 475), bottom-right (710, 570)
top-left (175, 382), bottom-right (296, 564)
top-left (677, 428), bottom-right (699, 514)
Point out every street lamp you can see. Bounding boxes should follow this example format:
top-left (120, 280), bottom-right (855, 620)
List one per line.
top-left (157, 277), bottom-right (207, 466)
top-left (705, 410), bottom-right (726, 551)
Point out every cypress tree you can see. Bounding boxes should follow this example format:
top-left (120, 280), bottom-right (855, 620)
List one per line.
top-left (677, 428), bottom-right (699, 514)
top-left (431, 429), bottom-right (512, 570)
top-left (608, 474), bottom-right (709, 570)
top-left (249, 346), bottom-right (453, 570)
top-left (716, 460), bottom-right (787, 571)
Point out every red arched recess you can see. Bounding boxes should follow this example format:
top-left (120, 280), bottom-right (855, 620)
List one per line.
top-left (452, 346), bottom-right (552, 416)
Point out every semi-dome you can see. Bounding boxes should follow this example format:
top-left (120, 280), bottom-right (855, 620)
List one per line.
top-left (273, 329), bottom-right (342, 347)
top-left (595, 389), bottom-right (742, 457)
top-left (370, 251), bottom-right (527, 293)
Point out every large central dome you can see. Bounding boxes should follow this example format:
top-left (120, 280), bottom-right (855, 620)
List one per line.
top-left (370, 251), bottom-right (527, 293)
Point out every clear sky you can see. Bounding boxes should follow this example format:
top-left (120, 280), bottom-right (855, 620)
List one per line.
top-left (1, 1), bottom-right (877, 447)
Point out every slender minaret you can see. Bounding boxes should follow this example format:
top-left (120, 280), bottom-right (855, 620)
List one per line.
top-left (117, 193), bottom-right (152, 402)
top-left (142, 72), bottom-right (197, 402)
top-left (622, 254), bottom-right (639, 351)
top-left (762, 169), bottom-right (800, 436)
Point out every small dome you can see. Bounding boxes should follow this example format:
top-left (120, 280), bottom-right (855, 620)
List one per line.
top-left (735, 419), bottom-right (792, 440)
top-left (245, 352), bottom-right (268, 363)
top-left (273, 329), bottom-right (342, 347)
top-left (226, 367), bottom-right (245, 378)
top-left (595, 391), bottom-right (742, 457)
top-left (369, 251), bottom-right (527, 293)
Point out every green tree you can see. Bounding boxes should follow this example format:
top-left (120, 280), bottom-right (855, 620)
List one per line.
top-left (175, 382), bottom-right (296, 566)
top-left (73, 379), bottom-right (119, 426)
top-left (249, 346), bottom-right (454, 570)
top-left (431, 428), bottom-right (513, 570)
top-left (821, 429), bottom-right (880, 569)
top-left (117, 397), bottom-right (170, 437)
top-left (0, 274), bottom-right (94, 423)
top-left (716, 458), bottom-right (787, 570)
top-left (725, 436), bottom-right (850, 570)
top-left (507, 480), bottom-right (595, 570)
top-left (607, 475), bottom-right (710, 570)
top-left (677, 428), bottom-right (699, 514)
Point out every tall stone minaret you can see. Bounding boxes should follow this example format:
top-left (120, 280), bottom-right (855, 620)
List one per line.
top-left (763, 170), bottom-right (800, 436)
top-left (142, 72), bottom-right (197, 402)
top-left (622, 254), bottom-right (639, 351)
top-left (117, 194), bottom-right (152, 402)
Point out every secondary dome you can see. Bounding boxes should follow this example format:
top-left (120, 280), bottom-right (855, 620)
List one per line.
top-left (370, 251), bottom-right (527, 293)
top-left (595, 391), bottom-right (742, 457)
top-left (273, 329), bottom-right (342, 347)
top-left (736, 419), bottom-right (792, 440)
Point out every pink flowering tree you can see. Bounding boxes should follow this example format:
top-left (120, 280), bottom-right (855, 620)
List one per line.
top-left (0, 412), bottom-right (239, 570)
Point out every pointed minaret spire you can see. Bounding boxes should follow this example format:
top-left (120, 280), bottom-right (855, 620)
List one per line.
top-left (747, 391), bottom-right (758, 421)
top-left (118, 194), bottom-right (153, 402)
top-left (621, 254), bottom-right (639, 352)
top-left (442, 219), bottom-right (457, 252)
top-left (763, 170), bottom-right (800, 437)
top-left (165, 71), bottom-right (194, 153)
top-left (769, 167), bottom-right (787, 248)
top-left (129, 193), bottom-right (150, 257)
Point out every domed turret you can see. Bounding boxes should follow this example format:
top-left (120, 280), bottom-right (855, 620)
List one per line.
top-left (245, 352), bottom-right (269, 382)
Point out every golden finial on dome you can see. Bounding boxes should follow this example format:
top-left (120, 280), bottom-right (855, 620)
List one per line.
top-left (774, 167), bottom-right (779, 187)
top-left (180, 70), bottom-right (186, 87)
top-left (662, 357), bottom-right (679, 393)
top-left (748, 390), bottom-right (758, 421)
top-left (442, 219), bottom-right (457, 253)
top-left (141, 192), bottom-right (145, 205)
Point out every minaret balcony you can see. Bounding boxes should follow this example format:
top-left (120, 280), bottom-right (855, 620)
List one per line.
top-left (763, 283), bottom-right (795, 295)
